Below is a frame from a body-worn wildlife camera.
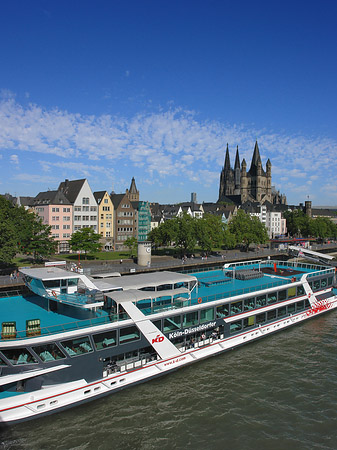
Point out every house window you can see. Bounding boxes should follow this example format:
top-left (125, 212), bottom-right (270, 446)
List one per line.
top-left (82, 197), bottom-right (89, 205)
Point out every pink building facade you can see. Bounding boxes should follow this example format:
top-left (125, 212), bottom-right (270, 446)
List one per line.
top-left (33, 190), bottom-right (73, 253)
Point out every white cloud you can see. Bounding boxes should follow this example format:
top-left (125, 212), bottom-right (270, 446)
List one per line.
top-left (10, 154), bottom-right (19, 164)
top-left (0, 98), bottom-right (337, 202)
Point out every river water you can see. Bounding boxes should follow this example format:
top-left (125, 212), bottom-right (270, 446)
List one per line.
top-left (1, 312), bottom-right (337, 450)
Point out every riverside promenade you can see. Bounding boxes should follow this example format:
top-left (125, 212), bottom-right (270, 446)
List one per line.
top-left (1, 242), bottom-right (337, 292)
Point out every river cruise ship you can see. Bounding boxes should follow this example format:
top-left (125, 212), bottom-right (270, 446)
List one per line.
top-left (0, 259), bottom-right (336, 424)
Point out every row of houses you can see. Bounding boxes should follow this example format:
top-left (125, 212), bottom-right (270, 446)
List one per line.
top-left (12, 178), bottom-right (151, 253)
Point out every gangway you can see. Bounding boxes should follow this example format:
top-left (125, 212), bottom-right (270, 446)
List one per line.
top-left (288, 245), bottom-right (336, 266)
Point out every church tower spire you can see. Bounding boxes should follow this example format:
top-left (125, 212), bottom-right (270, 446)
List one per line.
top-left (234, 145), bottom-right (241, 195)
top-left (224, 143), bottom-right (230, 171)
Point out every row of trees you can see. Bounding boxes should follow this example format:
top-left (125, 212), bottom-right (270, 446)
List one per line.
top-left (148, 211), bottom-right (269, 255)
top-left (284, 210), bottom-right (337, 239)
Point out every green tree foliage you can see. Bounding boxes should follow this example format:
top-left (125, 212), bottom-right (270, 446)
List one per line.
top-left (20, 213), bottom-right (57, 261)
top-left (70, 227), bottom-right (101, 258)
top-left (229, 210), bottom-right (269, 251)
top-left (284, 210), bottom-right (337, 239)
top-left (174, 213), bottom-right (197, 255)
top-left (195, 214), bottom-right (224, 255)
top-left (149, 212), bottom-right (240, 254)
top-left (0, 197), bottom-right (17, 265)
top-left (124, 236), bottom-right (138, 257)
top-left (0, 197), bottom-right (57, 264)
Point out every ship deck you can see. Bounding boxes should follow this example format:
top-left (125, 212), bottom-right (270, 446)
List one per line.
top-left (0, 261), bottom-right (332, 341)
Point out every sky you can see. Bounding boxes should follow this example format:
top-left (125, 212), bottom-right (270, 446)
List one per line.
top-left (0, 0), bottom-right (337, 206)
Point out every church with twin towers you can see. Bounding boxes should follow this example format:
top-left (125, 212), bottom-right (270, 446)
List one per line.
top-left (218, 141), bottom-right (287, 205)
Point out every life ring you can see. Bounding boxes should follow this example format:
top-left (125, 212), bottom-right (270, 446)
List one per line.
top-left (198, 297), bottom-right (202, 304)
top-left (52, 290), bottom-right (57, 299)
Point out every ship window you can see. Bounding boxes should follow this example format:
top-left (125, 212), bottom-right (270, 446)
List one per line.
top-left (278, 290), bottom-right (287, 301)
top-left (267, 293), bottom-right (277, 304)
top-left (93, 330), bottom-right (117, 350)
top-left (327, 277), bottom-right (333, 286)
top-left (174, 282), bottom-right (188, 289)
top-left (313, 280), bottom-right (320, 291)
top-left (1, 348), bottom-right (38, 365)
top-left (243, 316), bottom-right (255, 328)
top-left (163, 315), bottom-right (181, 332)
top-left (256, 295), bottom-right (267, 308)
top-left (140, 286), bottom-right (155, 291)
top-left (297, 285), bottom-right (305, 296)
top-left (321, 279), bottom-right (327, 288)
top-left (256, 312), bottom-right (266, 324)
top-left (267, 310), bottom-right (276, 321)
top-left (288, 304), bottom-right (296, 314)
top-left (287, 287), bottom-right (296, 299)
top-left (61, 337), bottom-right (93, 356)
top-left (152, 319), bottom-right (162, 330)
top-left (0, 354), bottom-right (7, 366)
top-left (43, 280), bottom-right (60, 289)
top-left (183, 312), bottom-right (198, 327)
top-left (32, 343), bottom-right (66, 362)
top-left (278, 306), bottom-right (287, 318)
top-left (305, 299), bottom-right (310, 308)
top-left (243, 298), bottom-right (255, 311)
top-left (296, 300), bottom-right (305, 311)
top-left (230, 320), bottom-right (242, 334)
top-left (216, 304), bottom-right (229, 318)
top-left (119, 326), bottom-right (140, 344)
top-left (68, 278), bottom-right (78, 287)
top-left (157, 284), bottom-right (172, 291)
top-left (231, 301), bottom-right (242, 314)
top-left (200, 308), bottom-right (214, 323)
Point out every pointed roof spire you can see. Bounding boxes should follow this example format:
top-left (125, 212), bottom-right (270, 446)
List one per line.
top-left (224, 143), bottom-right (231, 171)
top-left (129, 177), bottom-right (137, 193)
top-left (252, 141), bottom-right (262, 166)
top-left (234, 145), bottom-right (240, 169)
top-left (249, 141), bottom-right (264, 175)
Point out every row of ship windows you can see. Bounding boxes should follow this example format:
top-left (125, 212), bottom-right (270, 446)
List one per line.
top-left (229, 300), bottom-right (311, 334)
top-left (0, 326), bottom-right (139, 367)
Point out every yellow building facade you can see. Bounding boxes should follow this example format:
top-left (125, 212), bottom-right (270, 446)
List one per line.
top-left (94, 191), bottom-right (114, 251)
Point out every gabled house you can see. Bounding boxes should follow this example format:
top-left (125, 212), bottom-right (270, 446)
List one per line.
top-left (58, 179), bottom-right (98, 233)
top-left (111, 193), bottom-right (138, 250)
top-left (33, 190), bottom-right (73, 253)
top-left (94, 191), bottom-right (114, 251)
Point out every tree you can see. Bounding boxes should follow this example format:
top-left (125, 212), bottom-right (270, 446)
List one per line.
top-left (174, 213), bottom-right (197, 255)
top-left (284, 210), bottom-right (310, 237)
top-left (0, 198), bottom-right (17, 265)
top-left (195, 214), bottom-right (224, 255)
top-left (229, 210), bottom-right (269, 251)
top-left (20, 213), bottom-right (57, 261)
top-left (0, 197), bottom-right (56, 264)
top-left (70, 227), bottom-right (101, 258)
top-left (124, 236), bottom-right (138, 257)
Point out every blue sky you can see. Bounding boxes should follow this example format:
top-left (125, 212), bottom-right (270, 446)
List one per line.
top-left (0, 0), bottom-right (337, 206)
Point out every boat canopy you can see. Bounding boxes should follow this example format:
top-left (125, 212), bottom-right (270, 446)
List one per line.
top-left (105, 287), bottom-right (190, 304)
top-left (100, 271), bottom-right (197, 291)
top-left (20, 267), bottom-right (80, 281)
